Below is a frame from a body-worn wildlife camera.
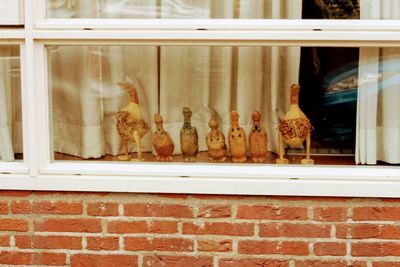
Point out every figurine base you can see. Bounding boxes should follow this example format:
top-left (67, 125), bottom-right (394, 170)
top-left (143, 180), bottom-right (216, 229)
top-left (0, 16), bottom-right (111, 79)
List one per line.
top-left (209, 156), bottom-right (227, 163)
top-left (157, 156), bottom-right (173, 162)
top-left (276, 158), bottom-right (289, 164)
top-left (183, 157), bottom-right (197, 162)
top-left (117, 155), bottom-right (132, 161)
top-left (130, 157), bottom-right (145, 162)
top-left (232, 157), bottom-right (247, 163)
top-left (301, 158), bottom-right (314, 165)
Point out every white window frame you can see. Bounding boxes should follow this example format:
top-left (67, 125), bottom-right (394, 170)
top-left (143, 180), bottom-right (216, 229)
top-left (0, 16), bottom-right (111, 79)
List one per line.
top-left (1, 0), bottom-right (400, 197)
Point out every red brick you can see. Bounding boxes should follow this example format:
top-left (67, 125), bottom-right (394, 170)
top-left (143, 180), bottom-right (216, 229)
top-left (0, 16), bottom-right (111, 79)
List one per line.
top-left (259, 223), bottom-right (331, 238)
top-left (34, 218), bottom-right (102, 233)
top-left (143, 255), bottom-right (212, 267)
top-left (124, 203), bottom-right (193, 218)
top-left (86, 237), bottom-right (119, 251)
top-left (337, 224), bottom-right (400, 239)
top-left (0, 218), bottom-right (28, 231)
top-left (313, 207), bottom-right (347, 222)
top-left (295, 260), bottom-right (348, 267)
top-left (198, 239), bottom-right (232, 252)
top-left (0, 236), bottom-right (9, 247)
top-left (0, 202), bottom-right (8, 214)
top-left (11, 200), bottom-right (83, 215)
top-left (15, 235), bottom-right (82, 249)
top-left (11, 200), bottom-right (30, 213)
top-left (32, 252), bottom-right (67, 266)
top-left (352, 242), bottom-right (400, 257)
top-left (239, 241), bottom-right (309, 255)
top-left (380, 225), bottom-right (400, 239)
top-left (155, 193), bottom-right (188, 199)
top-left (373, 262), bottom-right (400, 267)
top-left (197, 205), bottom-right (231, 218)
top-left (125, 237), bottom-right (194, 252)
top-left (33, 201), bottom-right (83, 214)
top-left (0, 251), bottom-right (31, 265)
top-left (108, 221), bottom-right (147, 233)
top-left (237, 205), bottom-right (307, 220)
top-left (149, 221), bottom-right (178, 234)
top-left (314, 242), bottom-right (347, 256)
top-left (353, 207), bottom-right (400, 221)
top-left (219, 258), bottom-right (289, 267)
top-left (191, 194), bottom-right (246, 200)
top-left (87, 202), bottom-right (119, 216)
top-left (337, 224), bottom-right (380, 239)
top-left (268, 196), bottom-right (348, 202)
top-left (108, 220), bottom-right (177, 234)
top-left (0, 190), bottom-right (31, 197)
top-left (71, 254), bottom-right (137, 267)
top-left (183, 222), bottom-right (254, 236)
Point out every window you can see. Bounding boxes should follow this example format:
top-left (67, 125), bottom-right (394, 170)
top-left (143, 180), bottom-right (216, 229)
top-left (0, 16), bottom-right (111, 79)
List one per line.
top-left (1, 0), bottom-right (400, 196)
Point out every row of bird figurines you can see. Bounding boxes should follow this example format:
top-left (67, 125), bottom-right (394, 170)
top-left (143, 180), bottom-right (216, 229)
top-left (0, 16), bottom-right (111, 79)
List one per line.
top-left (115, 82), bottom-right (313, 164)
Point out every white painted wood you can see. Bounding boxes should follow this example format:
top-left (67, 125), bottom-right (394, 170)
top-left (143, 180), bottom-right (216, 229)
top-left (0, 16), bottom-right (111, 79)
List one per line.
top-left (31, 30), bottom-right (400, 47)
top-left (0, 0), bottom-right (24, 25)
top-left (0, 174), bottom-right (400, 198)
top-left (40, 162), bottom-right (400, 181)
top-left (35, 19), bottom-right (400, 31)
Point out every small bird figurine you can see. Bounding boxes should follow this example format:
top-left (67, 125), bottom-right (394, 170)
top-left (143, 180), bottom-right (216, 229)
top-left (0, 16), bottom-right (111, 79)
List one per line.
top-left (152, 113), bottom-right (174, 162)
top-left (115, 82), bottom-right (150, 161)
top-left (228, 111), bottom-right (247, 163)
top-left (277, 84), bottom-right (314, 165)
top-left (180, 107), bottom-right (198, 162)
top-left (249, 111), bottom-right (268, 162)
top-left (206, 117), bottom-right (227, 162)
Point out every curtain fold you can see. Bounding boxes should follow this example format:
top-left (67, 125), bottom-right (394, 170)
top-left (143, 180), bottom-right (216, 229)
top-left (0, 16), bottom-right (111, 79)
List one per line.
top-left (356, 0), bottom-right (400, 164)
top-left (0, 47), bottom-right (21, 162)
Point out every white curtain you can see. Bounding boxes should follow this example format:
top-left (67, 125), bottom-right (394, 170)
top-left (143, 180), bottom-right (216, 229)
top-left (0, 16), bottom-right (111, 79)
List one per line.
top-left (0, 47), bottom-right (21, 162)
top-left (48, 0), bottom-right (302, 158)
top-left (356, 0), bottom-right (400, 164)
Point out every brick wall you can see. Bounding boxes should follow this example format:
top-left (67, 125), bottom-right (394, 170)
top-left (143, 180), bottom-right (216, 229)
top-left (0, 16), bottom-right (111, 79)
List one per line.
top-left (0, 190), bottom-right (399, 266)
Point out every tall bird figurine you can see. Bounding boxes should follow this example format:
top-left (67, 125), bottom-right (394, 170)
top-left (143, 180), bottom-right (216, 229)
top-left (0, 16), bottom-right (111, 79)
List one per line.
top-left (228, 111), bottom-right (247, 163)
top-left (180, 107), bottom-right (198, 162)
top-left (206, 117), bottom-right (227, 162)
top-left (249, 111), bottom-right (268, 162)
top-left (277, 84), bottom-right (314, 164)
top-left (115, 82), bottom-right (150, 161)
top-left (152, 113), bottom-right (174, 162)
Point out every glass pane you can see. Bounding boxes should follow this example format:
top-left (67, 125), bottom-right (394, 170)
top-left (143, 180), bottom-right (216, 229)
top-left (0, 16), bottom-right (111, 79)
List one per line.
top-left (47, 44), bottom-right (400, 166)
top-left (46, 0), bottom-right (358, 19)
top-left (0, 46), bottom-right (22, 162)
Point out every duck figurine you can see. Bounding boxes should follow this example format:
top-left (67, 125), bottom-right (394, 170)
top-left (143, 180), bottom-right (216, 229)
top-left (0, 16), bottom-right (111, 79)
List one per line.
top-left (115, 82), bottom-right (150, 161)
top-left (152, 113), bottom-right (174, 162)
top-left (277, 84), bottom-right (314, 165)
top-left (206, 117), bottom-right (227, 162)
top-left (180, 107), bottom-right (198, 162)
top-left (249, 111), bottom-right (267, 162)
top-left (228, 111), bottom-right (247, 163)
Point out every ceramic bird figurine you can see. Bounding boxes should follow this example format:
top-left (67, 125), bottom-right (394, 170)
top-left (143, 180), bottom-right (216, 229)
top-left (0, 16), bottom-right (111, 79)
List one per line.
top-left (152, 113), bottom-right (174, 162)
top-left (249, 111), bottom-right (267, 162)
top-left (277, 84), bottom-right (314, 165)
top-left (206, 117), bottom-right (227, 162)
top-left (228, 111), bottom-right (247, 163)
top-left (115, 82), bottom-right (150, 161)
top-left (180, 107), bottom-right (198, 162)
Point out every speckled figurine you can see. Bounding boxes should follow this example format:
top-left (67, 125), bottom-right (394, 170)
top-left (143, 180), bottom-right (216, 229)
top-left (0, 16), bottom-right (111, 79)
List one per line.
top-left (228, 111), bottom-right (247, 163)
top-left (115, 82), bottom-right (150, 161)
top-left (249, 111), bottom-right (267, 162)
top-left (180, 107), bottom-right (198, 162)
top-left (277, 84), bottom-right (314, 165)
top-left (206, 117), bottom-right (227, 162)
top-left (152, 113), bottom-right (174, 162)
